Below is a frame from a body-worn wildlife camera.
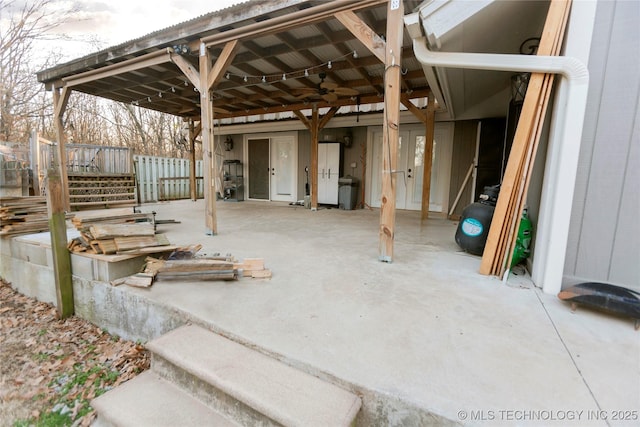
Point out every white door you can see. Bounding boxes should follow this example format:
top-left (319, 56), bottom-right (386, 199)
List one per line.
top-left (318, 143), bottom-right (340, 204)
top-left (370, 123), bottom-right (453, 212)
top-left (270, 135), bottom-right (297, 202)
top-left (245, 133), bottom-right (297, 203)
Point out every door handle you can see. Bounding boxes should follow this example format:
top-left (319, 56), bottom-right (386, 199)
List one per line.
top-left (328, 169), bottom-right (331, 179)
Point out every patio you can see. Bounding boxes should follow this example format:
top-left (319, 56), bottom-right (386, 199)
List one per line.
top-left (2, 199), bottom-right (638, 425)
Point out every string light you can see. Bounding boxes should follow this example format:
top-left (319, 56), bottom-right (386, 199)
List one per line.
top-left (129, 50), bottom-right (368, 106)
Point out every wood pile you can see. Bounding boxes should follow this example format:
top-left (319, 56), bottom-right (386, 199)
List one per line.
top-left (112, 252), bottom-right (271, 288)
top-left (479, 0), bottom-right (571, 276)
top-left (0, 196), bottom-right (52, 236)
top-left (67, 208), bottom-right (177, 255)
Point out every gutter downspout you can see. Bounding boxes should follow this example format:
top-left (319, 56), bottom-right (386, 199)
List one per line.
top-left (411, 36), bottom-right (589, 295)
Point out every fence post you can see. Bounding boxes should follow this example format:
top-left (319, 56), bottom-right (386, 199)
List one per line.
top-left (46, 168), bottom-right (74, 318)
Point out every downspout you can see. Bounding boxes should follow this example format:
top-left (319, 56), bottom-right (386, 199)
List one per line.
top-left (411, 36), bottom-right (589, 295)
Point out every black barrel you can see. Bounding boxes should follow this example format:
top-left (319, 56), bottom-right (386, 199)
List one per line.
top-left (455, 185), bottom-right (499, 256)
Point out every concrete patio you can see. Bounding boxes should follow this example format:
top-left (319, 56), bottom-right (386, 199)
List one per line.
top-left (2, 199), bottom-right (638, 425)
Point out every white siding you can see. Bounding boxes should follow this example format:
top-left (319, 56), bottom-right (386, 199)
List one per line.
top-left (565, 0), bottom-right (640, 290)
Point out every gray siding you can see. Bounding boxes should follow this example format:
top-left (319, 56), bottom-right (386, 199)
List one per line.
top-left (564, 0), bottom-right (640, 290)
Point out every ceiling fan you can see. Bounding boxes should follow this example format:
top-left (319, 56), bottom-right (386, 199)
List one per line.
top-left (291, 72), bottom-right (359, 103)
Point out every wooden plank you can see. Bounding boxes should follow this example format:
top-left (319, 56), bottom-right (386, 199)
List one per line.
top-left (89, 223), bottom-right (155, 239)
top-left (498, 1), bottom-right (572, 274)
top-left (378, 0), bottom-right (403, 262)
top-left (251, 269), bottom-right (272, 279)
top-left (114, 234), bottom-right (170, 252)
top-left (157, 259), bottom-right (235, 273)
top-left (123, 273), bottom-right (155, 288)
top-left (116, 245), bottom-right (183, 255)
top-left (95, 239), bottom-right (117, 255)
top-left (479, 0), bottom-right (571, 276)
top-left (234, 258), bottom-right (266, 277)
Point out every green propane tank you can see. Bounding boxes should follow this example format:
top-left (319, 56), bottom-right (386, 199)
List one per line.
top-left (510, 208), bottom-right (533, 268)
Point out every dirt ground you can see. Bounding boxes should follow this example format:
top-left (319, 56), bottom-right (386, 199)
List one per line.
top-left (0, 279), bottom-right (149, 427)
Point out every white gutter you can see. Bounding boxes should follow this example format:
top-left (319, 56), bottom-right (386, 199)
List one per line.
top-left (410, 36), bottom-right (589, 295)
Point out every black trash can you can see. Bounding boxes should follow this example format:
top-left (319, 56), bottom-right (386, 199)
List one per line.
top-left (338, 176), bottom-right (359, 210)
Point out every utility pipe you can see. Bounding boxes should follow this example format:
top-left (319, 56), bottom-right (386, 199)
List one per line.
top-left (410, 36), bottom-right (589, 295)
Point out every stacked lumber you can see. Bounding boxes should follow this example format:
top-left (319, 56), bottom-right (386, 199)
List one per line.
top-left (112, 252), bottom-right (271, 288)
top-left (0, 196), bottom-right (51, 236)
top-left (480, 0), bottom-right (571, 277)
top-left (67, 208), bottom-right (175, 255)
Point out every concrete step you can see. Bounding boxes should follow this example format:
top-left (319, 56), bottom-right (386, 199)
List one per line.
top-left (147, 324), bottom-right (362, 427)
top-left (91, 370), bottom-right (238, 427)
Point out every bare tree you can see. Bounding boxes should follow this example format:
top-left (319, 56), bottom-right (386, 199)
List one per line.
top-left (0, 0), bottom-right (62, 141)
top-left (1, 0), bottom-right (200, 160)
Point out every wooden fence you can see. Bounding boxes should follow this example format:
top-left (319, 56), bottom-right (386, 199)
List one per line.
top-left (134, 155), bottom-right (204, 203)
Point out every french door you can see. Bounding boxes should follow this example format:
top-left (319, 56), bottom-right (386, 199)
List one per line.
top-left (369, 123), bottom-right (453, 212)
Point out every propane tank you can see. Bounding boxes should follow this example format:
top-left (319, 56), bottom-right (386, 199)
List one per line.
top-left (455, 185), bottom-right (499, 256)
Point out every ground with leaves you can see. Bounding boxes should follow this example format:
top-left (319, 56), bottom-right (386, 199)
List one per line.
top-left (0, 280), bottom-right (150, 427)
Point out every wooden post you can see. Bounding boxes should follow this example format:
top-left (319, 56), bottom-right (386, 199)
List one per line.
top-left (46, 168), bottom-right (74, 318)
top-left (30, 130), bottom-right (41, 195)
top-left (52, 86), bottom-right (71, 212)
top-left (310, 105), bottom-right (320, 210)
top-left (189, 119), bottom-right (197, 201)
top-left (294, 106), bottom-right (338, 211)
top-left (379, 0), bottom-right (403, 262)
top-left (420, 91), bottom-right (436, 221)
top-left (199, 44), bottom-right (217, 234)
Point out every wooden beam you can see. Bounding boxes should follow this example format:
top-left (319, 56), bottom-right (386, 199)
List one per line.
top-left (52, 86), bottom-right (71, 212)
top-left (208, 40), bottom-right (239, 91)
top-left (170, 52), bottom-right (201, 91)
top-left (199, 44), bottom-right (218, 234)
top-left (318, 106), bottom-right (339, 129)
top-left (46, 169), bottom-right (73, 318)
top-left (401, 97), bottom-right (427, 124)
top-left (202, 0), bottom-right (386, 47)
top-left (293, 110), bottom-right (311, 129)
top-left (420, 92), bottom-right (436, 221)
top-left (310, 105), bottom-right (319, 210)
top-left (335, 10), bottom-right (386, 63)
top-left (63, 48), bottom-right (172, 87)
top-left (379, 0), bottom-right (403, 262)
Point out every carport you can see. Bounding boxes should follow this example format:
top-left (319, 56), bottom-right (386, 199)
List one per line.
top-left (36, 0), bottom-right (435, 263)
